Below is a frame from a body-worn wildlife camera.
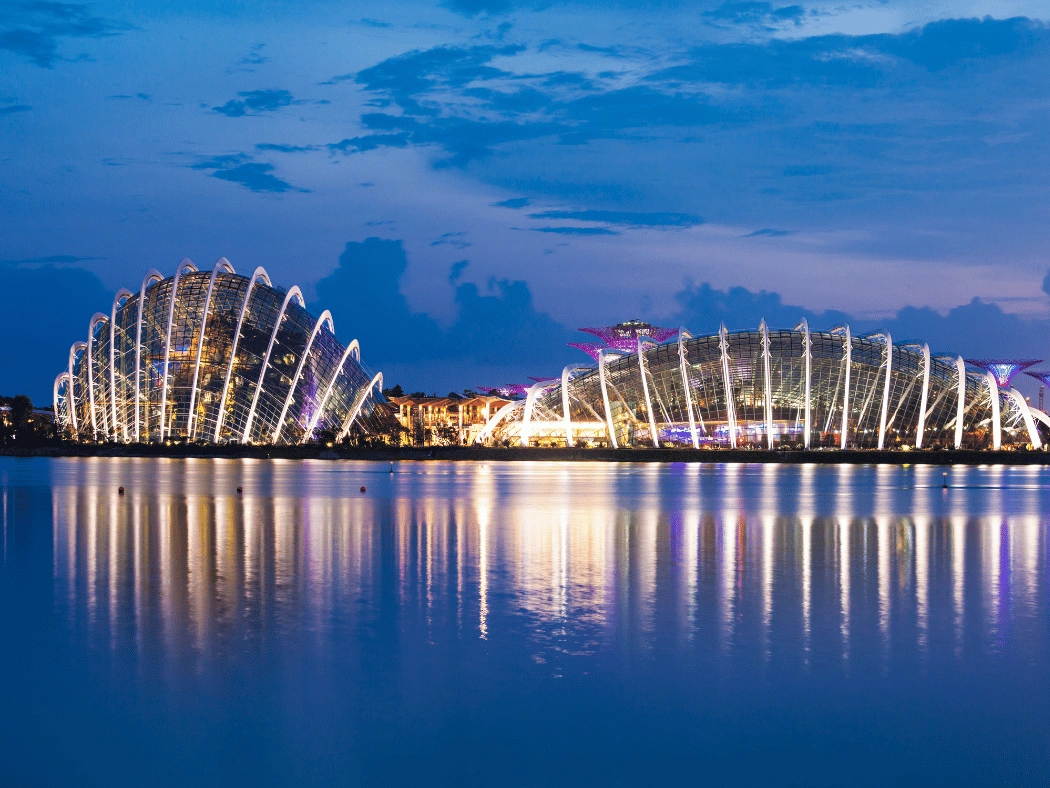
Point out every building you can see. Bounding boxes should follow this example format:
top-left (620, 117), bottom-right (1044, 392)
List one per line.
top-left (390, 394), bottom-right (511, 445)
top-left (476, 321), bottom-right (1049, 450)
top-left (54, 259), bottom-right (389, 444)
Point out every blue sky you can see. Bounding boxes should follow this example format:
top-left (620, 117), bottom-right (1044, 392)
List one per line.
top-left (3, 0), bottom-right (1050, 402)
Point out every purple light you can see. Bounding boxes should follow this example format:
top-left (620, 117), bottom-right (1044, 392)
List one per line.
top-left (572, 320), bottom-right (679, 359)
top-left (477, 384), bottom-right (529, 399)
top-left (965, 359), bottom-right (1042, 388)
top-left (1024, 370), bottom-right (1050, 389)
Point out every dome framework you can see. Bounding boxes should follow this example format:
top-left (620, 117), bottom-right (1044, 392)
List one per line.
top-left (54, 259), bottom-right (387, 444)
top-left (480, 321), bottom-right (1050, 450)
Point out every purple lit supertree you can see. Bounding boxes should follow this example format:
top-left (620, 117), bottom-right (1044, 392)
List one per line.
top-left (477, 384), bottom-right (530, 399)
top-left (965, 359), bottom-right (1042, 388)
top-left (570, 320), bottom-right (678, 360)
top-left (1025, 370), bottom-right (1050, 389)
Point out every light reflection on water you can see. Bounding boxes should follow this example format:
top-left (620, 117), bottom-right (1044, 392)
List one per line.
top-left (4, 457), bottom-right (1050, 786)
top-left (45, 459), bottom-right (1048, 667)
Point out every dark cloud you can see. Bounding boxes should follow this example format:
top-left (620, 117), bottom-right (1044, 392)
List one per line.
top-left (440, 0), bottom-right (524, 17)
top-left (328, 133), bottom-right (411, 154)
top-left (0, 103), bottom-right (31, 115)
top-left (255, 143), bottom-right (318, 153)
top-left (359, 18), bottom-right (391, 28)
top-left (493, 197), bottom-right (529, 208)
top-left (702, 2), bottom-right (805, 29)
top-left (0, 265), bottom-right (110, 403)
top-left (191, 154), bottom-right (305, 193)
top-left (107, 92), bottom-right (150, 101)
top-left (1042, 269), bottom-right (1050, 298)
top-left (0, 1), bottom-right (131, 68)
top-left (431, 231), bottom-right (471, 249)
top-left (0, 254), bottom-right (102, 265)
top-left (744, 228), bottom-right (792, 237)
top-left (672, 280), bottom-right (1050, 365)
top-left (312, 238), bottom-right (575, 375)
top-left (529, 209), bottom-right (703, 227)
top-left (213, 89), bottom-right (298, 117)
top-left (530, 226), bottom-right (618, 235)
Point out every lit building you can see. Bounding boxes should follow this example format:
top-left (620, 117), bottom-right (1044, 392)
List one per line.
top-left (54, 259), bottom-right (389, 444)
top-left (477, 321), bottom-right (1049, 450)
top-left (391, 394), bottom-right (511, 445)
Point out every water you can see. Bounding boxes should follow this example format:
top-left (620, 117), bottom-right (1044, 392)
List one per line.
top-left (1, 458), bottom-right (1049, 786)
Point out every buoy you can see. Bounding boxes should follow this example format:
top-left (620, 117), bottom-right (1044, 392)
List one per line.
top-left (118, 486), bottom-right (124, 495)
top-left (942, 472), bottom-right (948, 489)
top-left (360, 486), bottom-right (366, 493)
top-left (389, 462), bottom-right (394, 474)
top-left (237, 486), bottom-right (243, 494)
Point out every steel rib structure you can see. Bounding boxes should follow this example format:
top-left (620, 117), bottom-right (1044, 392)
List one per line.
top-left (54, 259), bottom-right (386, 444)
top-left (479, 321), bottom-right (1050, 450)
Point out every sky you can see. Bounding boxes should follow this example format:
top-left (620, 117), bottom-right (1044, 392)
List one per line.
top-left (3, 0), bottom-right (1050, 404)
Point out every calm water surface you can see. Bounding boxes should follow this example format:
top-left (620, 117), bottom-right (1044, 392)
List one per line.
top-left (1, 458), bottom-right (1049, 786)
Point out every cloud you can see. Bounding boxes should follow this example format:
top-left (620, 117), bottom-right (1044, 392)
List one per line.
top-left (213, 89), bottom-right (298, 117)
top-left (359, 18), bottom-right (391, 28)
top-left (702, 2), bottom-right (805, 29)
top-left (255, 143), bottom-right (318, 153)
top-left (311, 238), bottom-right (575, 376)
top-left (493, 197), bottom-right (529, 208)
top-left (671, 279), bottom-right (1050, 364)
top-left (528, 209), bottom-right (703, 227)
top-left (744, 228), bottom-right (792, 237)
top-left (191, 154), bottom-right (305, 193)
top-left (530, 226), bottom-right (618, 235)
top-left (0, 103), bottom-right (31, 115)
top-left (0, 264), bottom-right (110, 403)
top-left (0, 254), bottom-right (102, 265)
top-left (431, 231), bottom-right (471, 249)
top-left (0, 1), bottom-right (131, 68)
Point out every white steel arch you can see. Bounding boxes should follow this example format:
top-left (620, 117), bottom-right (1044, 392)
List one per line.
top-left (68, 342), bottom-right (86, 434)
top-left (677, 328), bottom-right (699, 449)
top-left (53, 372), bottom-right (71, 428)
top-left (337, 372), bottom-right (383, 440)
top-left (877, 332), bottom-right (893, 450)
top-left (760, 320), bottom-right (773, 449)
top-left (915, 344), bottom-right (931, 449)
top-left (186, 258), bottom-right (235, 440)
top-left (1029, 407), bottom-right (1050, 431)
top-left (300, 339), bottom-right (360, 443)
top-left (241, 286), bottom-right (304, 443)
top-left (598, 348), bottom-right (619, 449)
top-left (839, 326), bottom-right (852, 450)
top-left (108, 288), bottom-right (134, 441)
top-left (87, 312), bottom-right (109, 441)
top-left (795, 319), bottom-right (812, 449)
top-left (719, 323), bottom-right (737, 448)
top-left (954, 357), bottom-right (966, 449)
top-left (560, 364), bottom-right (592, 448)
top-left (1006, 387), bottom-right (1042, 449)
top-left (158, 259), bottom-right (198, 440)
top-left (272, 310), bottom-right (334, 444)
top-left (520, 379), bottom-right (548, 447)
top-left (637, 336), bottom-right (659, 448)
top-left (213, 266), bottom-right (271, 442)
top-left (133, 269), bottom-right (164, 442)
top-left (984, 371), bottom-right (1001, 450)
top-left (475, 399), bottom-right (519, 445)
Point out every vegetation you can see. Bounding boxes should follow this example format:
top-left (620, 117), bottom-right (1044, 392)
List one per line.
top-left (0, 395), bottom-right (62, 446)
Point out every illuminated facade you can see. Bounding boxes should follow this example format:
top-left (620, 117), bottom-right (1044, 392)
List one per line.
top-left (390, 394), bottom-right (511, 445)
top-left (54, 259), bottom-right (387, 444)
top-left (479, 321), bottom-right (1050, 450)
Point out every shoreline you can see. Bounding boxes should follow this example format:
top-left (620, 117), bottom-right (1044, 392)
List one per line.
top-left (1, 444), bottom-right (1049, 465)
